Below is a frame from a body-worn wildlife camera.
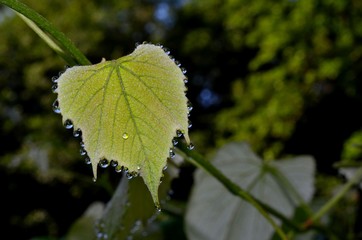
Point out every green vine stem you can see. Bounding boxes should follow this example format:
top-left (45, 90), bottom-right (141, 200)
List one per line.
top-left (176, 143), bottom-right (291, 240)
top-left (0, 0), bottom-right (91, 66)
top-left (304, 166), bottom-right (362, 228)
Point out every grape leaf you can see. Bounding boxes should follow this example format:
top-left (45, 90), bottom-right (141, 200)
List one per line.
top-left (55, 43), bottom-right (190, 206)
top-left (185, 142), bottom-right (315, 240)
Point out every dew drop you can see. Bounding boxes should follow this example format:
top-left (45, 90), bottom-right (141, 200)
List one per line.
top-left (99, 159), bottom-right (109, 168)
top-left (187, 101), bottom-right (193, 112)
top-left (85, 157), bottom-right (91, 165)
top-left (163, 165), bottom-right (168, 171)
top-left (163, 47), bottom-right (170, 55)
top-left (51, 76), bottom-right (58, 83)
top-left (172, 138), bottom-right (178, 146)
top-left (52, 83), bottom-right (58, 93)
top-left (169, 149), bottom-right (175, 159)
top-left (174, 60), bottom-right (181, 67)
top-left (52, 99), bottom-right (61, 114)
top-left (115, 165), bottom-right (123, 173)
top-left (122, 133), bottom-right (129, 140)
top-left (126, 172), bottom-right (133, 180)
top-left (155, 204), bottom-right (161, 212)
top-left (181, 68), bottom-right (187, 74)
top-left (80, 141), bottom-right (85, 148)
top-left (176, 130), bottom-right (184, 138)
top-left (73, 128), bottom-right (82, 138)
top-left (110, 160), bottom-right (118, 167)
top-left (80, 148), bottom-right (87, 156)
top-left (183, 77), bottom-right (188, 84)
top-left (93, 177), bottom-right (97, 182)
top-left (137, 166), bottom-right (141, 171)
top-left (64, 119), bottom-right (73, 129)
top-left (187, 143), bottom-right (195, 150)
top-left (188, 120), bottom-right (192, 129)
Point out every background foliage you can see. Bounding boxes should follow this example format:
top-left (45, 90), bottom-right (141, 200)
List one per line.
top-left (1, 0), bottom-right (362, 239)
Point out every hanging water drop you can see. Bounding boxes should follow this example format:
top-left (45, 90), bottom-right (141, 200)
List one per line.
top-left (80, 141), bottom-right (85, 148)
top-left (187, 101), bottom-right (193, 112)
top-left (174, 60), bottom-right (181, 67)
top-left (181, 68), bottom-right (187, 74)
top-left (73, 128), bottom-right (82, 138)
top-left (80, 148), bottom-right (87, 156)
top-left (51, 76), bottom-right (58, 83)
top-left (155, 203), bottom-right (161, 212)
top-left (163, 165), bottom-right (168, 171)
top-left (188, 120), bottom-right (192, 129)
top-left (172, 138), bottom-right (178, 146)
top-left (85, 157), bottom-right (91, 165)
top-left (169, 149), bottom-right (175, 159)
top-left (176, 130), bottom-right (184, 138)
top-left (99, 159), bottom-right (109, 168)
top-left (126, 172), bottom-right (133, 180)
top-left (64, 119), bottom-right (73, 129)
top-left (52, 99), bottom-right (61, 114)
top-left (183, 77), bottom-right (188, 84)
top-left (163, 47), bottom-right (170, 55)
top-left (110, 160), bottom-right (118, 167)
top-left (187, 143), bottom-right (195, 150)
top-left (115, 165), bottom-right (123, 173)
top-left (52, 83), bottom-right (58, 93)
top-left (122, 133), bottom-right (129, 140)
top-left (92, 177), bottom-right (97, 182)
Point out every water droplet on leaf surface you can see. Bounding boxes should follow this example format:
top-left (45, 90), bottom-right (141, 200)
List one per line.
top-left (51, 76), bottom-right (58, 83)
top-left (73, 128), bottom-right (82, 138)
top-left (176, 130), bottom-right (184, 138)
top-left (187, 101), bottom-right (193, 112)
top-left (122, 133), bottom-right (129, 140)
top-left (99, 159), bottom-right (109, 168)
top-left (85, 157), bottom-right (91, 165)
top-left (115, 165), bottom-right (123, 173)
top-left (172, 138), bottom-right (178, 146)
top-left (188, 143), bottom-right (195, 150)
top-left (80, 148), bottom-right (87, 156)
top-left (52, 83), bottom-right (58, 93)
top-left (52, 100), bottom-right (61, 114)
top-left (110, 160), bottom-right (118, 167)
top-left (64, 119), bottom-right (73, 129)
top-left (169, 149), bottom-right (175, 159)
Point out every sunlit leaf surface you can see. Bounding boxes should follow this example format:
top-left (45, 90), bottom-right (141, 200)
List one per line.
top-left (55, 43), bottom-right (190, 205)
top-left (185, 142), bottom-right (315, 240)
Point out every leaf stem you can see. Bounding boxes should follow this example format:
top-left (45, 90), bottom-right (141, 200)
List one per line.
top-left (304, 166), bottom-right (362, 228)
top-left (176, 143), bottom-right (294, 240)
top-left (0, 0), bottom-right (91, 65)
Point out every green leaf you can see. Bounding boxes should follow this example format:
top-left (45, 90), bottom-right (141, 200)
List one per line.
top-left (97, 168), bottom-right (175, 240)
top-left (185, 142), bottom-right (315, 240)
top-left (55, 43), bottom-right (190, 206)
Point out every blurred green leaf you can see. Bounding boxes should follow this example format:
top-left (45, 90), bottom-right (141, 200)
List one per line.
top-left (185, 142), bottom-right (315, 240)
